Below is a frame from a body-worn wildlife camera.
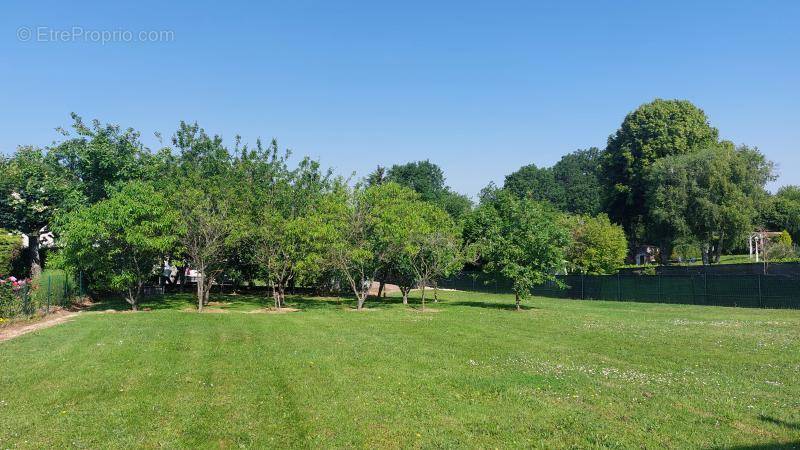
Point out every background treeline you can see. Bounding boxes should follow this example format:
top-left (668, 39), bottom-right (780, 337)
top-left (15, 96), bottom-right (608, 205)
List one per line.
top-left (1, 99), bottom-right (798, 310)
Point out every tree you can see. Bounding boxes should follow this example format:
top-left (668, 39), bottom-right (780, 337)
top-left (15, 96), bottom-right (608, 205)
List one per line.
top-left (0, 147), bottom-right (83, 277)
top-left (504, 148), bottom-right (602, 216)
top-left (601, 99), bottom-right (720, 244)
top-left (464, 190), bottom-right (571, 310)
top-left (646, 144), bottom-right (775, 264)
top-left (386, 160), bottom-right (473, 220)
top-left (405, 206), bottom-right (462, 309)
top-left (179, 186), bottom-right (237, 311)
top-left (503, 164), bottom-right (564, 209)
top-left (762, 186), bottom-right (800, 243)
top-left (49, 113), bottom-right (156, 203)
top-left (564, 214), bottom-right (627, 274)
top-left (251, 157), bottom-right (333, 309)
top-left (322, 182), bottom-right (425, 310)
top-left (57, 182), bottom-right (178, 310)
top-left (365, 165), bottom-right (387, 186)
top-left (552, 148), bottom-right (603, 215)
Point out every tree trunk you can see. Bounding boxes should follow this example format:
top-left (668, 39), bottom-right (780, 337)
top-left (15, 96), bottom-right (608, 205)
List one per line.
top-left (433, 282), bottom-right (438, 303)
top-left (401, 287), bottom-right (409, 305)
top-left (357, 292), bottom-right (367, 310)
top-left (702, 244), bottom-right (710, 265)
top-left (28, 234), bottom-right (42, 278)
top-left (272, 283), bottom-right (281, 310)
top-left (377, 281), bottom-right (385, 299)
top-left (659, 243), bottom-right (671, 266)
top-left (515, 293), bottom-right (521, 311)
top-left (197, 272), bottom-right (204, 311)
top-left (421, 285), bottom-right (426, 311)
top-left (714, 235), bottom-right (724, 264)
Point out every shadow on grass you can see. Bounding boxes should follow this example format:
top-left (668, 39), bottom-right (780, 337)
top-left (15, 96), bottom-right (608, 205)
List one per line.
top-left (708, 443), bottom-right (800, 450)
top-left (758, 415), bottom-right (800, 431)
top-left (447, 300), bottom-right (538, 311)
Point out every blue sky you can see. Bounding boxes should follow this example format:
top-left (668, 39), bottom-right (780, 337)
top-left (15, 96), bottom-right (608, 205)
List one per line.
top-left (2, 1), bottom-right (798, 197)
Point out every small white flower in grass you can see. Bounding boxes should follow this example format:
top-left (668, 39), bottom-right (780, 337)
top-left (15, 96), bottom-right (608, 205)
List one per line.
top-left (468, 359), bottom-right (478, 366)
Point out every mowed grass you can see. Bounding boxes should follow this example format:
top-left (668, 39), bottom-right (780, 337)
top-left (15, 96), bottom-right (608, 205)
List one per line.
top-left (1, 291), bottom-right (799, 449)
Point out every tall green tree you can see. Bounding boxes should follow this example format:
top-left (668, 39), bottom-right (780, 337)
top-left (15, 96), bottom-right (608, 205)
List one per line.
top-left (762, 186), bottom-right (800, 243)
top-left (601, 99), bottom-right (720, 244)
top-left (464, 189), bottom-right (571, 310)
top-left (57, 182), bottom-right (178, 310)
top-left (0, 147), bottom-right (83, 277)
top-left (647, 144), bottom-right (774, 263)
top-left (552, 147), bottom-right (603, 215)
top-left (503, 164), bottom-right (564, 208)
top-left (504, 148), bottom-right (602, 215)
top-left (386, 160), bottom-right (472, 219)
top-left (49, 113), bottom-right (156, 203)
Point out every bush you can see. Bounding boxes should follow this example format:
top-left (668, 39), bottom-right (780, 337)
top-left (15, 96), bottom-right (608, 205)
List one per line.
top-left (0, 231), bottom-right (23, 277)
top-left (0, 276), bottom-right (33, 318)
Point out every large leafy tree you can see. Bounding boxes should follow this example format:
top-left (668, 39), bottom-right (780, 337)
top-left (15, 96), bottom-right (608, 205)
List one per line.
top-left (386, 160), bottom-right (472, 220)
top-left (552, 148), bottom-right (603, 215)
top-left (503, 164), bottom-right (564, 209)
top-left (57, 182), bottom-right (178, 310)
top-left (465, 188), bottom-right (571, 310)
top-left (504, 148), bottom-right (602, 215)
top-left (647, 144), bottom-right (774, 263)
top-left (49, 113), bottom-right (156, 203)
top-left (0, 147), bottom-right (83, 277)
top-left (601, 99), bottom-right (720, 244)
top-left (762, 186), bottom-right (800, 243)
top-left (251, 156), bottom-right (333, 309)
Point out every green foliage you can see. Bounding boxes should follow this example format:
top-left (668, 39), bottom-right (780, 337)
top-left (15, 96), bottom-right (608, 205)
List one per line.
top-left (602, 99), bottom-right (720, 242)
top-left (49, 113), bottom-right (157, 203)
top-left (0, 146), bottom-right (84, 235)
top-left (505, 148), bottom-right (603, 215)
top-left (0, 231), bottom-right (22, 276)
top-left (386, 160), bottom-right (473, 219)
top-left (762, 186), bottom-right (800, 243)
top-left (647, 144), bottom-right (774, 262)
top-left (564, 214), bottom-right (627, 274)
top-left (465, 190), bottom-right (570, 307)
top-left (57, 181), bottom-right (179, 309)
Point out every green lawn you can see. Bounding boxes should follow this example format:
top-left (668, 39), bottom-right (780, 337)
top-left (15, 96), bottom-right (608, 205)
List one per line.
top-left (1, 291), bottom-right (799, 448)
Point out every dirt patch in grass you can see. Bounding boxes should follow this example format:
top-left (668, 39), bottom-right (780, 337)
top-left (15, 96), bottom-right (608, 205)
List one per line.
top-left (207, 301), bottom-right (232, 307)
top-left (0, 309), bottom-right (80, 342)
top-left (181, 307), bottom-right (229, 314)
top-left (248, 307), bottom-right (301, 314)
top-left (410, 307), bottom-right (441, 313)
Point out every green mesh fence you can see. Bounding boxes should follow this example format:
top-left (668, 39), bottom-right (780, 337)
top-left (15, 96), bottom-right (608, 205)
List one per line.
top-left (439, 272), bottom-right (800, 310)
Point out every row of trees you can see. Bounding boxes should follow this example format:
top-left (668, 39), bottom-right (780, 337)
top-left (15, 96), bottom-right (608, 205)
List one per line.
top-left (0, 115), bottom-right (628, 311)
top-left (502, 99), bottom-right (795, 263)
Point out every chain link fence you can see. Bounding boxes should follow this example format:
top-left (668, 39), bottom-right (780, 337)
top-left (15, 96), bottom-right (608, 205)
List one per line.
top-left (0, 270), bottom-right (85, 320)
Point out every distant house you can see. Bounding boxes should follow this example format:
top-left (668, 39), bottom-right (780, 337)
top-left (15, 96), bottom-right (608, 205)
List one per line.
top-left (633, 245), bottom-right (660, 266)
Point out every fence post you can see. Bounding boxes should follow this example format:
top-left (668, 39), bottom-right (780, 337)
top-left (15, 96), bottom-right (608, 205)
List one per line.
top-left (46, 275), bottom-right (51, 314)
top-left (658, 274), bottom-right (662, 303)
top-left (758, 274), bottom-right (763, 308)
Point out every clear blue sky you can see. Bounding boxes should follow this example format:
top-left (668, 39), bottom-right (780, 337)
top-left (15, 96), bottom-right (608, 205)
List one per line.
top-left (2, 1), bottom-right (798, 197)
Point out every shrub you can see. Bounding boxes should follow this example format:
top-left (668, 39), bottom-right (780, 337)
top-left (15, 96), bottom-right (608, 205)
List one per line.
top-left (0, 231), bottom-right (23, 277)
top-left (0, 276), bottom-right (33, 318)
